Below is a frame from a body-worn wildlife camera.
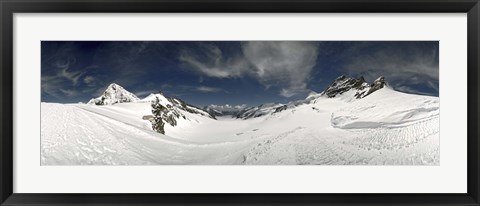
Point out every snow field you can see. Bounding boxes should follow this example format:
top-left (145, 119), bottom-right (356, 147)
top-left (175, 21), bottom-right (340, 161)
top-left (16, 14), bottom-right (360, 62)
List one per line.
top-left (41, 87), bottom-right (439, 165)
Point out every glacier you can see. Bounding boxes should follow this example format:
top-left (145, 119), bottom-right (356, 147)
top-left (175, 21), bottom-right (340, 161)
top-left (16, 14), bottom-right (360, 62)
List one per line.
top-left (41, 77), bottom-right (439, 165)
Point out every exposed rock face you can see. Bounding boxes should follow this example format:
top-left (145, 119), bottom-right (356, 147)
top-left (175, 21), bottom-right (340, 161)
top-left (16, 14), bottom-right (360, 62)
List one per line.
top-left (143, 93), bottom-right (215, 134)
top-left (87, 83), bottom-right (140, 105)
top-left (141, 93), bottom-right (214, 119)
top-left (150, 97), bottom-right (186, 134)
top-left (364, 76), bottom-right (387, 97)
top-left (322, 75), bottom-right (389, 99)
top-left (322, 76), bottom-right (369, 98)
top-left (273, 105), bottom-right (288, 113)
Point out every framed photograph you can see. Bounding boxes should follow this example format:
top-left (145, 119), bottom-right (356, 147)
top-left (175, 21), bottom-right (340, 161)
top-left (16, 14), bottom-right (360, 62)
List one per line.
top-left (1, 0), bottom-right (479, 205)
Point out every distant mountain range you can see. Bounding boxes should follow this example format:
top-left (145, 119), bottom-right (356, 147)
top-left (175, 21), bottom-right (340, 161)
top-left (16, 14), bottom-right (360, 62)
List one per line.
top-left (205, 75), bottom-right (389, 119)
top-left (87, 75), bottom-right (391, 121)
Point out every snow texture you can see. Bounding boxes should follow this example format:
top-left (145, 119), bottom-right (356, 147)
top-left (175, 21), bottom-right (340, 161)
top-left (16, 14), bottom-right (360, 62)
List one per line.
top-left (42, 80), bottom-right (439, 165)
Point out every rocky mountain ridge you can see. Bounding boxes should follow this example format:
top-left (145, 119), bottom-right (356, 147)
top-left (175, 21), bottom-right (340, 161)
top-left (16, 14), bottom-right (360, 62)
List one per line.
top-left (227, 75), bottom-right (390, 120)
top-left (87, 76), bottom-right (390, 128)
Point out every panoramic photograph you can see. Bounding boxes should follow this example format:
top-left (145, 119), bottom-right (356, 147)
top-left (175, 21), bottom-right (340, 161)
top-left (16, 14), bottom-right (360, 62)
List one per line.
top-left (41, 41), bottom-right (439, 165)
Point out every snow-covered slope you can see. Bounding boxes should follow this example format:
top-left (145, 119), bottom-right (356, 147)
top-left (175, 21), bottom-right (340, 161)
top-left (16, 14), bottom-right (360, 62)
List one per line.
top-left (87, 83), bottom-right (140, 105)
top-left (41, 103), bottom-right (253, 165)
top-left (42, 76), bottom-right (439, 165)
top-left (239, 87), bottom-right (439, 165)
top-left (88, 88), bottom-right (214, 134)
top-left (139, 93), bottom-right (214, 118)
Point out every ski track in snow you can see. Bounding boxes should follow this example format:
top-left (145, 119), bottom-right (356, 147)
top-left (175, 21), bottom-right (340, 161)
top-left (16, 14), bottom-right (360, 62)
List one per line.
top-left (243, 117), bottom-right (439, 165)
top-left (41, 88), bottom-right (440, 165)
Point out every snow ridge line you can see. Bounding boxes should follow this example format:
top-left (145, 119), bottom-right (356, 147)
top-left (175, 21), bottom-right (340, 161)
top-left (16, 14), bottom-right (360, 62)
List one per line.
top-left (330, 111), bottom-right (439, 129)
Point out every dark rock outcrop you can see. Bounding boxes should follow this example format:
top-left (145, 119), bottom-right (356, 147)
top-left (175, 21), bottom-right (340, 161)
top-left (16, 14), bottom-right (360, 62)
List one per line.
top-left (322, 76), bottom-right (369, 98)
top-left (322, 75), bottom-right (389, 99)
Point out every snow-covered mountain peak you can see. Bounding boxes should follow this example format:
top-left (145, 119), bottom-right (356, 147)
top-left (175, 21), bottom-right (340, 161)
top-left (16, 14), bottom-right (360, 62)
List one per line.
top-left (106, 82), bottom-right (120, 89)
top-left (322, 75), bottom-right (368, 98)
top-left (321, 75), bottom-right (390, 99)
top-left (140, 92), bottom-right (169, 104)
top-left (139, 91), bottom-right (214, 119)
top-left (87, 83), bottom-right (140, 105)
top-left (372, 76), bottom-right (389, 88)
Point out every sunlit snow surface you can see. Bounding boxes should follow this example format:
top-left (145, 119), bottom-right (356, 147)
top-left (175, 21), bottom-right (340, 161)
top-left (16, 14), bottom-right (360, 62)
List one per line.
top-left (41, 88), bottom-right (439, 165)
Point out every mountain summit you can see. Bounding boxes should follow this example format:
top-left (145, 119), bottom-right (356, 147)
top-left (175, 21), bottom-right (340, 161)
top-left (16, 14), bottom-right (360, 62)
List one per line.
top-left (87, 83), bottom-right (140, 105)
top-left (321, 75), bottom-right (389, 99)
top-left (322, 75), bottom-right (368, 98)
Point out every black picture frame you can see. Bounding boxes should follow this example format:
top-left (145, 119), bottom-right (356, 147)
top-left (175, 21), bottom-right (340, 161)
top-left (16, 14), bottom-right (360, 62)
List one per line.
top-left (1, 0), bottom-right (479, 205)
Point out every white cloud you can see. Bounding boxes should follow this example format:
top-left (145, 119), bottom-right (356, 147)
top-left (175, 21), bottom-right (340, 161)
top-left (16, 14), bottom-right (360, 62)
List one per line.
top-left (242, 42), bottom-right (318, 97)
top-left (179, 42), bottom-right (319, 97)
top-left (178, 43), bottom-right (248, 78)
top-left (60, 89), bottom-right (80, 97)
top-left (41, 78), bottom-right (65, 99)
top-left (279, 87), bottom-right (311, 98)
top-left (83, 75), bottom-right (95, 85)
top-left (54, 57), bottom-right (84, 86)
top-left (341, 42), bottom-right (438, 92)
top-left (132, 90), bottom-right (157, 97)
top-left (395, 86), bottom-right (435, 96)
top-left (41, 63), bottom-right (84, 98)
top-left (196, 86), bottom-right (223, 93)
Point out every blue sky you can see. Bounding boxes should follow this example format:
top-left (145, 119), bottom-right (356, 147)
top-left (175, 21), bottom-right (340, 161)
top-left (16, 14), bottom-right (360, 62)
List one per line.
top-left (41, 41), bottom-right (439, 107)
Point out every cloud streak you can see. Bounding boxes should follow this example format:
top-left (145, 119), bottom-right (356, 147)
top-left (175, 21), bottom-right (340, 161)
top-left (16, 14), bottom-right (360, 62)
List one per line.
top-left (41, 57), bottom-right (86, 99)
top-left (179, 41), bottom-right (319, 97)
top-left (242, 42), bottom-right (319, 97)
top-left (339, 42), bottom-right (439, 94)
top-left (196, 86), bottom-right (224, 93)
top-left (178, 42), bottom-right (248, 78)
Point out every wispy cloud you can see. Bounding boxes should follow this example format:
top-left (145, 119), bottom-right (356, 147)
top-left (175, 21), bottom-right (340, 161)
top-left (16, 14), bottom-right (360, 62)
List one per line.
top-left (41, 78), bottom-right (65, 99)
top-left (52, 56), bottom-right (85, 86)
top-left (178, 42), bottom-right (248, 78)
top-left (179, 41), bottom-right (319, 97)
top-left (242, 42), bottom-right (318, 97)
top-left (395, 86), bottom-right (436, 96)
top-left (339, 42), bottom-right (439, 95)
top-left (41, 56), bottom-right (86, 99)
top-left (83, 75), bottom-right (95, 85)
top-left (60, 89), bottom-right (80, 97)
top-left (41, 42), bottom-right (106, 100)
top-left (196, 86), bottom-right (224, 93)
top-left (133, 88), bottom-right (165, 97)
